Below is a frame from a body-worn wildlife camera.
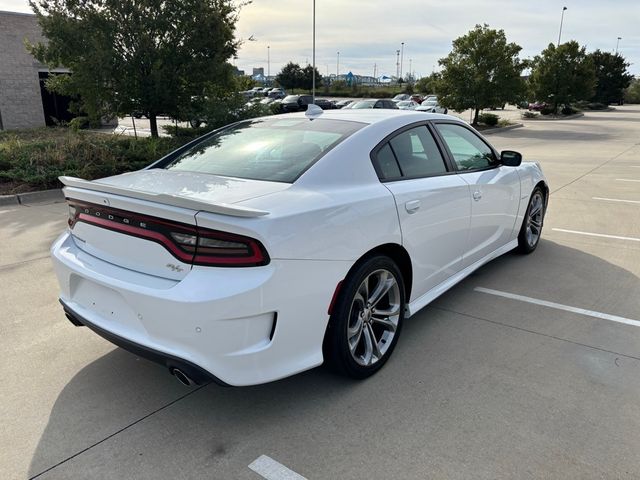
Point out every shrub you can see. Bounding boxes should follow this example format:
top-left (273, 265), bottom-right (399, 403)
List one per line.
top-left (269, 102), bottom-right (284, 115)
top-left (69, 116), bottom-right (90, 131)
top-left (540, 105), bottom-right (555, 115)
top-left (522, 111), bottom-right (538, 119)
top-left (0, 128), bottom-right (189, 193)
top-left (478, 113), bottom-right (499, 126)
top-left (585, 102), bottom-right (607, 110)
top-left (561, 105), bottom-right (577, 115)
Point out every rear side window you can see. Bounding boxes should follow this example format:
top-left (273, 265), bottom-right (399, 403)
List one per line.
top-left (388, 126), bottom-right (447, 178)
top-left (375, 143), bottom-right (402, 179)
top-left (435, 123), bottom-right (496, 171)
top-left (165, 118), bottom-right (364, 183)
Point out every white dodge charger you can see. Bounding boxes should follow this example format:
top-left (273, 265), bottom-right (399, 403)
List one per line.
top-left (51, 108), bottom-right (548, 387)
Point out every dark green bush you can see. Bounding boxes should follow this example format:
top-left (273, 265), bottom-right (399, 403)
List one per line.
top-left (561, 105), bottom-right (577, 115)
top-left (69, 116), bottom-right (90, 131)
top-left (478, 113), bottom-right (499, 126)
top-left (540, 105), bottom-right (555, 115)
top-left (0, 128), bottom-right (189, 194)
top-left (585, 102), bottom-right (607, 110)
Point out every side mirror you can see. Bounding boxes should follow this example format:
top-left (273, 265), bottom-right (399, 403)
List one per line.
top-left (501, 150), bottom-right (522, 167)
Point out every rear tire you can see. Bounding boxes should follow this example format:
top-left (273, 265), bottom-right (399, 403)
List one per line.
top-left (323, 256), bottom-right (405, 379)
top-left (517, 187), bottom-right (546, 253)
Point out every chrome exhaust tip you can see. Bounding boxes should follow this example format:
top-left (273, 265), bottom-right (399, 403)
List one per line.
top-left (170, 368), bottom-right (194, 387)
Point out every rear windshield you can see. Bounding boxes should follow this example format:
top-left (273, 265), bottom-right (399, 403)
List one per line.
top-left (350, 100), bottom-right (377, 109)
top-left (164, 118), bottom-right (364, 183)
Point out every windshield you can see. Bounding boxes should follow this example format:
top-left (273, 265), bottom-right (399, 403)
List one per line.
top-left (349, 100), bottom-right (377, 109)
top-left (165, 118), bottom-right (364, 183)
top-left (283, 95), bottom-right (299, 102)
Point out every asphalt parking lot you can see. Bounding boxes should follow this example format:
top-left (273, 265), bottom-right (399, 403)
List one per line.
top-left (2, 106), bottom-right (640, 479)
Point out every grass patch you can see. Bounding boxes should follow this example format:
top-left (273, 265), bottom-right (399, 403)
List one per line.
top-left (0, 128), bottom-right (191, 195)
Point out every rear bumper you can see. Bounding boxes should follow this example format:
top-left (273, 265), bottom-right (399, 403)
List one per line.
top-left (60, 299), bottom-right (228, 386)
top-left (51, 231), bottom-right (351, 386)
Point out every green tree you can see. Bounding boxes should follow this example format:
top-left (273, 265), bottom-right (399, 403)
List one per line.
top-left (624, 77), bottom-right (640, 104)
top-left (415, 73), bottom-right (441, 94)
top-left (236, 75), bottom-right (257, 91)
top-left (275, 62), bottom-right (303, 91)
top-left (28, 0), bottom-right (241, 137)
top-left (529, 41), bottom-right (596, 113)
top-left (436, 24), bottom-right (525, 125)
top-left (589, 50), bottom-right (633, 105)
top-left (300, 65), bottom-right (323, 92)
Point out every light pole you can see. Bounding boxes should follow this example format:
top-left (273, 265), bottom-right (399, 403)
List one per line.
top-left (267, 45), bottom-right (270, 85)
top-left (312, 0), bottom-right (316, 103)
top-left (396, 50), bottom-right (400, 80)
top-left (409, 58), bottom-right (412, 82)
top-left (557, 6), bottom-right (567, 46)
top-left (400, 42), bottom-right (405, 81)
top-left (616, 37), bottom-right (622, 54)
top-left (337, 51), bottom-right (340, 77)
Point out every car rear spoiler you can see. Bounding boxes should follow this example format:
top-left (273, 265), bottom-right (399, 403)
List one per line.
top-left (59, 176), bottom-right (270, 218)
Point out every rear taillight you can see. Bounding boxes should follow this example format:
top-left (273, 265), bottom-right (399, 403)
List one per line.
top-left (67, 200), bottom-right (269, 267)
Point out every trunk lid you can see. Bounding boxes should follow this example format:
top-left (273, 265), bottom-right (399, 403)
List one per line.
top-left (61, 170), bottom-right (286, 280)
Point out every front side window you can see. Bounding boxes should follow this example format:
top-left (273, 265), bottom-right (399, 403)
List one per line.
top-left (165, 118), bottom-right (364, 183)
top-left (435, 123), bottom-right (496, 171)
top-left (384, 126), bottom-right (447, 178)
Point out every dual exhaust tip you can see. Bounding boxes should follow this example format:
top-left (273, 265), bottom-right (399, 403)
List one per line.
top-left (170, 367), bottom-right (194, 387)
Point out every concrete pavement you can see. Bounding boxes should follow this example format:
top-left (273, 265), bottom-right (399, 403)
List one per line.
top-left (1, 106), bottom-right (639, 479)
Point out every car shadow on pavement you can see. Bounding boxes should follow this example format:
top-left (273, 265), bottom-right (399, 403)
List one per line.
top-left (27, 240), bottom-right (640, 478)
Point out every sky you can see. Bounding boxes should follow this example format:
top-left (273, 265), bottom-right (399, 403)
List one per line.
top-left (3, 0), bottom-right (639, 77)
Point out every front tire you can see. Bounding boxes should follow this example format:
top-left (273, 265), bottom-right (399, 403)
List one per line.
top-left (517, 187), bottom-right (546, 253)
top-left (323, 256), bottom-right (405, 379)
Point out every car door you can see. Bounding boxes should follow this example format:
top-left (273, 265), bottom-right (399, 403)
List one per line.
top-left (371, 123), bottom-right (471, 301)
top-left (433, 122), bottom-right (521, 267)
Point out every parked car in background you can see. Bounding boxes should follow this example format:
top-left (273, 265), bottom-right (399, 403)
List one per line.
top-left (422, 95), bottom-right (437, 103)
top-left (52, 109), bottom-right (548, 386)
top-left (247, 87), bottom-right (264, 97)
top-left (392, 94), bottom-right (411, 102)
top-left (281, 94), bottom-right (314, 112)
top-left (416, 98), bottom-right (448, 114)
top-left (268, 88), bottom-right (286, 99)
top-left (410, 94), bottom-right (423, 104)
top-left (334, 99), bottom-right (353, 109)
top-left (528, 101), bottom-right (548, 111)
top-left (346, 99), bottom-right (399, 110)
top-left (396, 100), bottom-right (419, 110)
top-left (313, 98), bottom-right (335, 110)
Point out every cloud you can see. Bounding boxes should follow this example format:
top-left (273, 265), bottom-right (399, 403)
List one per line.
top-left (3, 0), bottom-right (638, 76)
top-left (235, 0), bottom-right (640, 76)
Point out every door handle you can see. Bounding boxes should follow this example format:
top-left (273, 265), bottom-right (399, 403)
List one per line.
top-left (472, 190), bottom-right (482, 201)
top-left (405, 200), bottom-right (421, 213)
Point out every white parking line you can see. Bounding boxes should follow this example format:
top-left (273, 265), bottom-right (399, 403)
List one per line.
top-left (249, 455), bottom-right (308, 480)
top-left (475, 287), bottom-right (640, 327)
top-left (551, 228), bottom-right (640, 242)
top-left (592, 197), bottom-right (640, 205)
top-left (616, 178), bottom-right (640, 182)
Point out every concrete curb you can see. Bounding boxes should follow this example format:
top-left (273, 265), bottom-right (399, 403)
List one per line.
top-left (0, 188), bottom-right (64, 207)
top-left (481, 123), bottom-right (524, 135)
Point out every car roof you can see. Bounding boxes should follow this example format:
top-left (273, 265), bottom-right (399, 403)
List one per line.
top-left (284, 108), bottom-right (458, 125)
